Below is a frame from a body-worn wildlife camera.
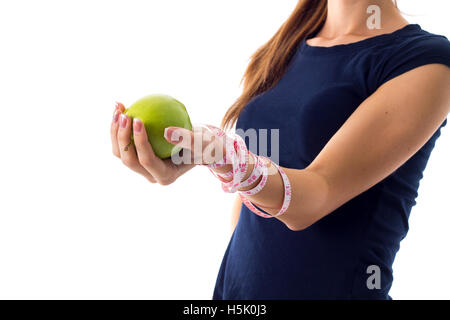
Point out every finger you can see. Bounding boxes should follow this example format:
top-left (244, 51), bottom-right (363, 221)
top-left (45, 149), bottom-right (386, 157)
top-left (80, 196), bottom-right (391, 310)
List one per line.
top-left (164, 126), bottom-right (225, 165)
top-left (164, 126), bottom-right (203, 164)
top-left (164, 127), bottom-right (195, 149)
top-left (117, 115), bottom-right (157, 182)
top-left (117, 114), bottom-right (145, 170)
top-left (115, 101), bottom-right (126, 112)
top-left (133, 118), bottom-right (172, 183)
top-left (111, 102), bottom-right (127, 157)
top-left (111, 109), bottom-right (122, 158)
top-left (112, 104), bottom-right (156, 182)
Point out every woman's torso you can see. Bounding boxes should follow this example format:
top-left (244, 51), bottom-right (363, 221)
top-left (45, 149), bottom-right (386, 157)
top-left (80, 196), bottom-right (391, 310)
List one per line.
top-left (213, 24), bottom-right (450, 300)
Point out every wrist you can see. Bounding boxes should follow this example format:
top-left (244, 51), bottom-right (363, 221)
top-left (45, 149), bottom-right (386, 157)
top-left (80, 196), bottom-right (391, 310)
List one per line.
top-left (203, 126), bottom-right (292, 219)
top-left (236, 155), bottom-right (261, 191)
top-left (211, 164), bottom-right (233, 175)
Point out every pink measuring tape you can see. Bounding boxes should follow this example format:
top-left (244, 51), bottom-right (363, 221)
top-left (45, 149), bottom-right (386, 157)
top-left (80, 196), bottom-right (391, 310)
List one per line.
top-left (203, 125), bottom-right (292, 219)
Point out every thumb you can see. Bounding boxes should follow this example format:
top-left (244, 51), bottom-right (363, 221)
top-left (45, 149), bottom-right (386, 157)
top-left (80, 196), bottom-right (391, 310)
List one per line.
top-left (164, 127), bottom-right (193, 149)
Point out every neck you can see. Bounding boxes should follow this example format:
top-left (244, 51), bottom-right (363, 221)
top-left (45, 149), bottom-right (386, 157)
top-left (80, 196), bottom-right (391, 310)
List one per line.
top-left (320, 0), bottom-right (408, 38)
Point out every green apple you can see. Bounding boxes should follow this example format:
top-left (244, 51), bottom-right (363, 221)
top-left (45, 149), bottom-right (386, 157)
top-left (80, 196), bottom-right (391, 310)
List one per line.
top-left (125, 94), bottom-right (192, 159)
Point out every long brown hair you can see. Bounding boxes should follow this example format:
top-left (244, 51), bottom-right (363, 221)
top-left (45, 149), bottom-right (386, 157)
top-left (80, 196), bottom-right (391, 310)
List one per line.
top-left (221, 0), bottom-right (400, 130)
top-left (221, 0), bottom-right (328, 130)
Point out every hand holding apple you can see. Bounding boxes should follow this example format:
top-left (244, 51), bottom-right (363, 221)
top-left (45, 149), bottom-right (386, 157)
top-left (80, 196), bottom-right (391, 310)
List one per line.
top-left (111, 100), bottom-right (195, 185)
top-left (110, 95), bottom-right (244, 186)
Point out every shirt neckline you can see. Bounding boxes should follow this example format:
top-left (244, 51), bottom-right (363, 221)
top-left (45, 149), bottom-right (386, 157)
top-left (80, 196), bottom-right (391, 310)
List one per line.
top-left (299, 24), bottom-right (421, 56)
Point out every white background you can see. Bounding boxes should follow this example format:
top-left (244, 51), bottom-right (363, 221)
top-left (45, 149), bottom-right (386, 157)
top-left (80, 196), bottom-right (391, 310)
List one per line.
top-left (0, 0), bottom-right (448, 299)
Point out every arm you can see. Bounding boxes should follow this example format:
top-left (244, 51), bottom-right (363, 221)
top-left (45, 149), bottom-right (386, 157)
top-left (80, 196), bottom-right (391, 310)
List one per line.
top-left (243, 64), bottom-right (450, 231)
top-left (161, 64), bottom-right (448, 230)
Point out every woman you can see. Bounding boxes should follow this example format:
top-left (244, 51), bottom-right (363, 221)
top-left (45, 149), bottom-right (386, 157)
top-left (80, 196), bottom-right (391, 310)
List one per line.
top-left (110, 0), bottom-right (450, 299)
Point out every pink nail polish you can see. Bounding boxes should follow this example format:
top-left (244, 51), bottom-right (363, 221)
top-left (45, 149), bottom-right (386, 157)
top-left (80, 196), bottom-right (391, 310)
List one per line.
top-left (120, 114), bottom-right (128, 128)
top-left (133, 118), bottom-right (143, 133)
top-left (113, 110), bottom-right (120, 123)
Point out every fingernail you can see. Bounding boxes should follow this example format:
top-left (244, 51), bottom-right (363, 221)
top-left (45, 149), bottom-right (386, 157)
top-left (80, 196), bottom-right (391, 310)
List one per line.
top-left (133, 118), bottom-right (143, 133)
top-left (164, 127), bottom-right (180, 142)
top-left (120, 114), bottom-right (128, 128)
top-left (164, 127), bottom-right (172, 141)
top-left (112, 110), bottom-right (120, 123)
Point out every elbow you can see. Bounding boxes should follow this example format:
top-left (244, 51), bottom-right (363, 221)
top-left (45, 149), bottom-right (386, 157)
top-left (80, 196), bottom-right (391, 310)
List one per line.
top-left (283, 208), bottom-right (327, 232)
top-left (283, 207), bottom-right (331, 231)
top-left (285, 220), bottom-right (314, 232)
top-left (286, 224), bottom-right (308, 232)
top-left (282, 168), bottom-right (332, 232)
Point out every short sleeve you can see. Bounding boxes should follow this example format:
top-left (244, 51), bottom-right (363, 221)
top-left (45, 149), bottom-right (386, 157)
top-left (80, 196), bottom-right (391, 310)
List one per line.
top-left (374, 34), bottom-right (450, 89)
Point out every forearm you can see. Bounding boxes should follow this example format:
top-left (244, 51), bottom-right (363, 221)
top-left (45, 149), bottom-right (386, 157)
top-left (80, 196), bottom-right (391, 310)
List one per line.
top-left (213, 160), bottom-right (330, 231)
top-left (248, 163), bottom-right (329, 231)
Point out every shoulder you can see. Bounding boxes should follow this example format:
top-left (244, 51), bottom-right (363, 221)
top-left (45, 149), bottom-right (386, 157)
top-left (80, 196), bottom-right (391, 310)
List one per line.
top-left (374, 24), bottom-right (450, 58)
top-left (368, 25), bottom-right (450, 92)
top-left (392, 26), bottom-right (450, 59)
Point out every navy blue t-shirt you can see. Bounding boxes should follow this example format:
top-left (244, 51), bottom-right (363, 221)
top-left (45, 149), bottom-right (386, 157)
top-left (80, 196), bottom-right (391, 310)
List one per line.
top-left (213, 24), bottom-right (450, 300)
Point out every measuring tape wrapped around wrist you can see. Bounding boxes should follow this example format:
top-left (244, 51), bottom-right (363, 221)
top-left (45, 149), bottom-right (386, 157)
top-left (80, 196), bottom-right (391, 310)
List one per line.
top-left (203, 126), bottom-right (292, 218)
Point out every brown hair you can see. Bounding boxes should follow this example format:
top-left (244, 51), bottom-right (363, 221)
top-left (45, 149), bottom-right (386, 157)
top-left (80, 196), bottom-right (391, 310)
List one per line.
top-left (221, 0), bottom-right (327, 130)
